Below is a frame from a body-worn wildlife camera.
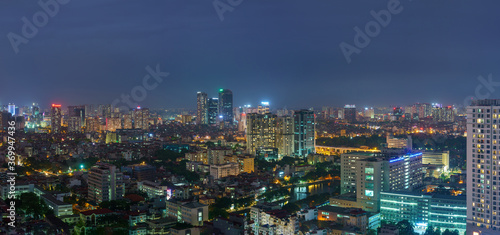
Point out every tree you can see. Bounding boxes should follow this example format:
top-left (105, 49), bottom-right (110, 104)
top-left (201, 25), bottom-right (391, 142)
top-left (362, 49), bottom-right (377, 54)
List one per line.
top-left (396, 220), bottom-right (415, 235)
top-left (367, 229), bottom-right (377, 235)
top-left (442, 229), bottom-right (459, 235)
top-left (18, 192), bottom-right (52, 219)
top-left (425, 225), bottom-right (435, 235)
top-left (282, 203), bottom-right (300, 214)
top-left (99, 200), bottom-right (130, 211)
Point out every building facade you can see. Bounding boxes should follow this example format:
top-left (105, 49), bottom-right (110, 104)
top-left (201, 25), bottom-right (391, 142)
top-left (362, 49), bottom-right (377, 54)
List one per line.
top-left (87, 163), bottom-right (125, 204)
top-left (466, 99), bottom-right (500, 234)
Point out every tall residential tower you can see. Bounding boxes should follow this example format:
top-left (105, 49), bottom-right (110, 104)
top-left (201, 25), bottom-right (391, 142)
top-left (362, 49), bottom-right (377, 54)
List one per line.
top-left (466, 99), bottom-right (500, 234)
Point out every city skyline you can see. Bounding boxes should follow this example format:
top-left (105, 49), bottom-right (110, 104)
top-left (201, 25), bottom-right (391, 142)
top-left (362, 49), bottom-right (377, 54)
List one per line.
top-left (2, 1), bottom-right (500, 108)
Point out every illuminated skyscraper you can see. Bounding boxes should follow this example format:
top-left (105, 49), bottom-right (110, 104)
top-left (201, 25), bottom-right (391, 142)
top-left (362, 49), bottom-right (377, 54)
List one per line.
top-left (293, 110), bottom-right (315, 156)
top-left (466, 99), bottom-right (500, 235)
top-left (51, 104), bottom-right (62, 133)
top-left (8, 103), bottom-right (15, 116)
top-left (218, 89), bottom-right (233, 127)
top-left (207, 98), bottom-right (218, 125)
top-left (197, 92), bottom-right (208, 125)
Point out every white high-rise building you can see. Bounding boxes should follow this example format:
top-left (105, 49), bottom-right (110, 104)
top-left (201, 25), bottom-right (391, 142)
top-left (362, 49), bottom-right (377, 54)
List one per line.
top-left (467, 99), bottom-right (500, 235)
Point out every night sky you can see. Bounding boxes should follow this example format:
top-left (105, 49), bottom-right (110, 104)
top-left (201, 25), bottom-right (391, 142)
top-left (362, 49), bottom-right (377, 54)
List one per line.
top-left (1, 0), bottom-right (500, 109)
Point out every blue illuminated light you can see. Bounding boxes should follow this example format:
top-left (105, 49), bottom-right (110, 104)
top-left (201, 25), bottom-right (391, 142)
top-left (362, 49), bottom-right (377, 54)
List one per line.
top-left (389, 157), bottom-right (405, 163)
top-left (389, 153), bottom-right (422, 163)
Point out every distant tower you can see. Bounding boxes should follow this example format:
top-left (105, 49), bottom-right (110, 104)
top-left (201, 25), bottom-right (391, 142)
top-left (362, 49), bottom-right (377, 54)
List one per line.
top-left (133, 106), bottom-right (149, 130)
top-left (293, 110), bottom-right (315, 156)
top-left (343, 105), bottom-right (356, 123)
top-left (8, 103), bottom-right (15, 116)
top-left (218, 89), bottom-right (233, 127)
top-left (207, 98), bottom-right (219, 125)
top-left (258, 102), bottom-right (270, 114)
top-left (197, 92), bottom-right (208, 125)
top-left (51, 104), bottom-right (62, 133)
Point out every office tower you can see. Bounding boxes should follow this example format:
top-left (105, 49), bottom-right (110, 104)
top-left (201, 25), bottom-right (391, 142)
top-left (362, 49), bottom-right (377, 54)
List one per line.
top-left (258, 101), bottom-right (270, 114)
top-left (87, 163), bottom-right (124, 204)
top-left (123, 114), bottom-right (133, 129)
top-left (207, 98), bottom-right (218, 125)
top-left (133, 107), bottom-right (149, 130)
top-left (341, 153), bottom-right (376, 194)
top-left (51, 104), bottom-right (62, 133)
top-left (218, 89), bottom-right (233, 127)
top-left (197, 92), bottom-right (208, 124)
top-left (8, 103), bottom-right (15, 116)
top-left (277, 116), bottom-right (294, 157)
top-left (466, 99), bottom-right (500, 234)
top-left (339, 152), bottom-right (423, 212)
top-left (293, 110), bottom-right (315, 157)
top-left (356, 152), bottom-right (423, 212)
top-left (344, 105), bottom-right (356, 123)
top-left (246, 113), bottom-right (278, 154)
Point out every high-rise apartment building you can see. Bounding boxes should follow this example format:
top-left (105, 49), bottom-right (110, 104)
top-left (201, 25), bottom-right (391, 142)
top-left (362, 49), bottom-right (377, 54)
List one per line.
top-left (246, 113), bottom-right (278, 155)
top-left (51, 104), bottom-right (62, 133)
top-left (85, 116), bottom-right (101, 133)
top-left (218, 89), bottom-right (233, 127)
top-left (87, 163), bottom-right (125, 204)
top-left (123, 114), bottom-right (133, 129)
top-left (197, 92), bottom-right (208, 124)
top-left (277, 116), bottom-right (294, 157)
top-left (133, 107), bottom-right (149, 130)
top-left (466, 99), bottom-right (500, 234)
top-left (293, 110), bottom-right (315, 157)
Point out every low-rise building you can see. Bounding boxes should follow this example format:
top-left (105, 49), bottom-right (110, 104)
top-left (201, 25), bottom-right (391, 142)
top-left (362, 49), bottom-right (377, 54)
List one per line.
top-left (380, 191), bottom-right (466, 234)
top-left (165, 200), bottom-right (208, 226)
top-left (250, 205), bottom-right (299, 235)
